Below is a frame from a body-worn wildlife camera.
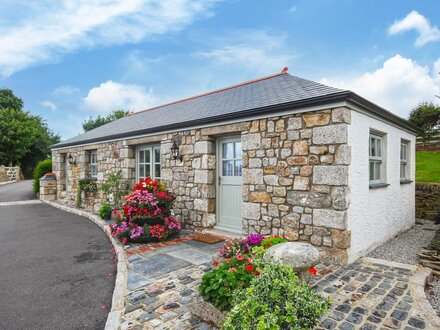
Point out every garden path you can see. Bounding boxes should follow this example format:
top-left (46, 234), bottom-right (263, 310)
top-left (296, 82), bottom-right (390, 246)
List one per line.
top-left (121, 237), bottom-right (439, 330)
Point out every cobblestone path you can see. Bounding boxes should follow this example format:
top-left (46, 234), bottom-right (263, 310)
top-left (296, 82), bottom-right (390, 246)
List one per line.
top-left (120, 239), bottom-right (438, 330)
top-left (312, 259), bottom-right (429, 330)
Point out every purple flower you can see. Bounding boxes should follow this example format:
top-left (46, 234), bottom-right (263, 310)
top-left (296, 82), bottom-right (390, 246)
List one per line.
top-left (242, 233), bottom-right (265, 252)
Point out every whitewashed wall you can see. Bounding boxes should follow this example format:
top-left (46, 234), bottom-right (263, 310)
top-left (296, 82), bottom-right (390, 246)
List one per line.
top-left (347, 110), bottom-right (416, 262)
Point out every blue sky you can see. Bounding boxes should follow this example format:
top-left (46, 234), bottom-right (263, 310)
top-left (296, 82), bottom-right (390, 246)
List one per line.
top-left (1, 0), bottom-right (439, 140)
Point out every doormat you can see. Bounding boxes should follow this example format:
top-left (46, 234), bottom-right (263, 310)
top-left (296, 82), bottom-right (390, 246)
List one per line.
top-left (192, 233), bottom-right (225, 244)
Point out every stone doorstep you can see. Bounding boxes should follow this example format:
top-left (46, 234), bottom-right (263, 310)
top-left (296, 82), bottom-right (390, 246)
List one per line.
top-left (40, 200), bottom-right (127, 330)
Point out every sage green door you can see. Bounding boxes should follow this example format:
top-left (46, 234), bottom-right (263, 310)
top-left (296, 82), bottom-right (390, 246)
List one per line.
top-left (216, 137), bottom-right (243, 233)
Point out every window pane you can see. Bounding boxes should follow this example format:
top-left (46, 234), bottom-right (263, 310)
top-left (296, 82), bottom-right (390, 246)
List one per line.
top-left (369, 161), bottom-right (374, 181)
top-left (155, 164), bottom-right (161, 178)
top-left (376, 139), bottom-right (381, 157)
top-left (139, 164), bottom-right (145, 178)
top-left (375, 162), bottom-right (381, 180)
top-left (154, 147), bottom-right (160, 163)
top-left (234, 142), bottom-right (242, 159)
top-left (139, 150), bottom-right (145, 163)
top-left (222, 160), bottom-right (234, 176)
top-left (145, 149), bottom-right (151, 163)
top-left (234, 160), bottom-right (242, 176)
top-left (146, 164), bottom-right (151, 177)
top-left (370, 138), bottom-right (376, 157)
top-left (222, 143), bottom-right (234, 159)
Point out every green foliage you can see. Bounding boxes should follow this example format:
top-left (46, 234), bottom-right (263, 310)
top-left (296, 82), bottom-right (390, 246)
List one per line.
top-left (0, 89), bottom-right (24, 110)
top-left (199, 256), bottom-right (259, 311)
top-left (223, 263), bottom-right (331, 330)
top-left (101, 170), bottom-right (130, 208)
top-left (408, 102), bottom-right (440, 145)
top-left (0, 89), bottom-right (59, 177)
top-left (98, 202), bottom-right (113, 219)
top-left (76, 178), bottom-right (98, 208)
top-left (32, 159), bottom-right (52, 194)
top-left (82, 109), bottom-right (129, 132)
top-left (416, 151), bottom-right (440, 183)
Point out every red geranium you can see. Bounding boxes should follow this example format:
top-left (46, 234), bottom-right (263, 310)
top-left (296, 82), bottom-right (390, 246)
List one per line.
top-left (308, 267), bottom-right (317, 276)
top-left (246, 265), bottom-right (254, 272)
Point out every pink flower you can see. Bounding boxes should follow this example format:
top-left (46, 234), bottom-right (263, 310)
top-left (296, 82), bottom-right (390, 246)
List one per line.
top-left (228, 267), bottom-right (237, 273)
top-left (236, 254), bottom-right (243, 260)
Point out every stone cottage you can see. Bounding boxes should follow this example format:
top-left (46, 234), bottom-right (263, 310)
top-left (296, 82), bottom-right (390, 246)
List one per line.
top-left (51, 69), bottom-right (418, 264)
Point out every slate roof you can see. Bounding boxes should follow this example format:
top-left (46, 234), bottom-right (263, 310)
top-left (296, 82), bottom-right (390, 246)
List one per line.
top-left (52, 71), bottom-right (417, 149)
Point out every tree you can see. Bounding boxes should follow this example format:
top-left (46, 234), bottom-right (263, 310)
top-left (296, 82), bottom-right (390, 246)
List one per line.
top-left (0, 89), bottom-right (24, 110)
top-left (82, 109), bottom-right (129, 132)
top-left (0, 89), bottom-right (60, 177)
top-left (408, 102), bottom-right (440, 146)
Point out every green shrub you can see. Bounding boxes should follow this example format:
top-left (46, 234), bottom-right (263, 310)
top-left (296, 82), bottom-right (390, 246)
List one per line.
top-left (223, 263), bottom-right (331, 330)
top-left (98, 202), bottom-right (113, 219)
top-left (33, 159), bottom-right (52, 194)
top-left (199, 255), bottom-right (259, 311)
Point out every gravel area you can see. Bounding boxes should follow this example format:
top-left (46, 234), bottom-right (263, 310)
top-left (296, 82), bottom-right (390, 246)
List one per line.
top-left (426, 276), bottom-right (440, 316)
top-left (367, 219), bottom-right (439, 265)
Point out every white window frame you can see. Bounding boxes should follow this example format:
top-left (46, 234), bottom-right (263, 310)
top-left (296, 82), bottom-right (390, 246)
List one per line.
top-left (369, 133), bottom-right (386, 185)
top-left (400, 140), bottom-right (410, 181)
top-left (136, 144), bottom-right (161, 181)
top-left (90, 150), bottom-right (98, 179)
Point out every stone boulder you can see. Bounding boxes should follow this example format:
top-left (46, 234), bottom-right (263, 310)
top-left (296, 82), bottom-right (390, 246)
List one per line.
top-left (263, 242), bottom-right (320, 272)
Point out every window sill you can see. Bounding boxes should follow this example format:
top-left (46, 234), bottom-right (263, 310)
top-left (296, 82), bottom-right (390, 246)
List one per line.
top-left (400, 179), bottom-right (413, 185)
top-left (369, 182), bottom-right (390, 189)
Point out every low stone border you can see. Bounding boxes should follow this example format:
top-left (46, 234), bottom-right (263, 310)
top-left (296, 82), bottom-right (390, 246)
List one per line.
top-left (0, 180), bottom-right (17, 186)
top-left (0, 200), bottom-right (41, 206)
top-left (363, 256), bottom-right (440, 329)
top-left (410, 266), bottom-right (440, 329)
top-left (42, 200), bottom-right (127, 330)
top-left (190, 296), bottom-right (226, 328)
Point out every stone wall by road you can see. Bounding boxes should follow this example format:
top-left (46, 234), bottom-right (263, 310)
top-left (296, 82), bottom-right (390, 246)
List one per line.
top-left (416, 183), bottom-right (440, 221)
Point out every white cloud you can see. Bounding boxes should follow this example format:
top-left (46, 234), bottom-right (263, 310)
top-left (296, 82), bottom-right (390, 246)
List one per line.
top-left (195, 30), bottom-right (295, 74)
top-left (52, 85), bottom-right (80, 96)
top-left (388, 10), bottom-right (440, 46)
top-left (41, 100), bottom-right (57, 111)
top-left (83, 80), bottom-right (156, 113)
top-left (0, 0), bottom-right (217, 77)
top-left (321, 55), bottom-right (440, 118)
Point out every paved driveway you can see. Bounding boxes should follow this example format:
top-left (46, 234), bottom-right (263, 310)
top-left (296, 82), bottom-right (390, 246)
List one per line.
top-left (0, 181), bottom-right (116, 330)
top-left (0, 180), bottom-right (36, 202)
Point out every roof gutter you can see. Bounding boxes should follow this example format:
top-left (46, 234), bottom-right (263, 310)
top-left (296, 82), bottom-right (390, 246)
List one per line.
top-left (51, 90), bottom-right (419, 149)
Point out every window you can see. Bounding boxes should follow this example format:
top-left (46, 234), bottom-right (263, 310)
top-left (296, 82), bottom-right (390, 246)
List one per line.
top-left (369, 133), bottom-right (384, 184)
top-left (137, 145), bottom-right (161, 180)
top-left (400, 141), bottom-right (410, 181)
top-left (222, 141), bottom-right (242, 176)
top-left (90, 150), bottom-right (98, 179)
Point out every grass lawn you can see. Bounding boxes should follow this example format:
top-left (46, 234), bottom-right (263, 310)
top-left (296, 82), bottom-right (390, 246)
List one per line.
top-left (416, 151), bottom-right (440, 183)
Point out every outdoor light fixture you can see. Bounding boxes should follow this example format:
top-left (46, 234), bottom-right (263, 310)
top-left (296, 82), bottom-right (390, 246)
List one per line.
top-left (170, 140), bottom-right (183, 162)
top-left (67, 153), bottom-right (76, 166)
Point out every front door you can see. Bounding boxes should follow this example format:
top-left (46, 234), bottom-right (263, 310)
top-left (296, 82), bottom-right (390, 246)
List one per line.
top-left (216, 137), bottom-right (243, 233)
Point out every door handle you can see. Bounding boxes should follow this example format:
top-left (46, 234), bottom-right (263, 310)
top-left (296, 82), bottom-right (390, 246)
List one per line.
top-left (218, 176), bottom-right (221, 185)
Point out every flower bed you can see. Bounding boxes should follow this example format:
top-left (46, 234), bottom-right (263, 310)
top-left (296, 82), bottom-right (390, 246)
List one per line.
top-left (198, 234), bottom-right (328, 329)
top-left (109, 177), bottom-right (181, 244)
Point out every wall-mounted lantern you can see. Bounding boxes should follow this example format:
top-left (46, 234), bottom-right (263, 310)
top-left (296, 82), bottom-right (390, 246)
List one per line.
top-left (67, 153), bottom-right (77, 166)
top-left (170, 137), bottom-right (183, 162)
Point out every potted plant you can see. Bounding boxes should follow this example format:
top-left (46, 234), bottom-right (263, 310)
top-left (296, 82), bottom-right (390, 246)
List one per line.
top-left (98, 202), bottom-right (112, 220)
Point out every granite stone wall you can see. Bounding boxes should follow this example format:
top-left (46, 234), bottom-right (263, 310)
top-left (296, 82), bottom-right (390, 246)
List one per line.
top-left (52, 106), bottom-right (352, 263)
top-left (416, 183), bottom-right (440, 221)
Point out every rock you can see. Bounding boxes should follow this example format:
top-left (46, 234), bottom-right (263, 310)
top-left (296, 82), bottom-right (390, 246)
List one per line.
top-left (190, 296), bottom-right (226, 328)
top-left (332, 107), bottom-right (351, 123)
top-left (312, 124), bottom-right (347, 144)
top-left (303, 113), bottom-right (330, 127)
top-left (313, 166), bottom-right (348, 185)
top-left (292, 140), bottom-right (309, 155)
top-left (242, 133), bottom-right (261, 150)
top-left (249, 192), bottom-right (271, 203)
top-left (243, 168), bottom-right (264, 184)
top-left (293, 176), bottom-right (310, 190)
top-left (287, 117), bottom-right (302, 130)
top-left (263, 242), bottom-right (320, 271)
top-left (287, 191), bottom-right (332, 208)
